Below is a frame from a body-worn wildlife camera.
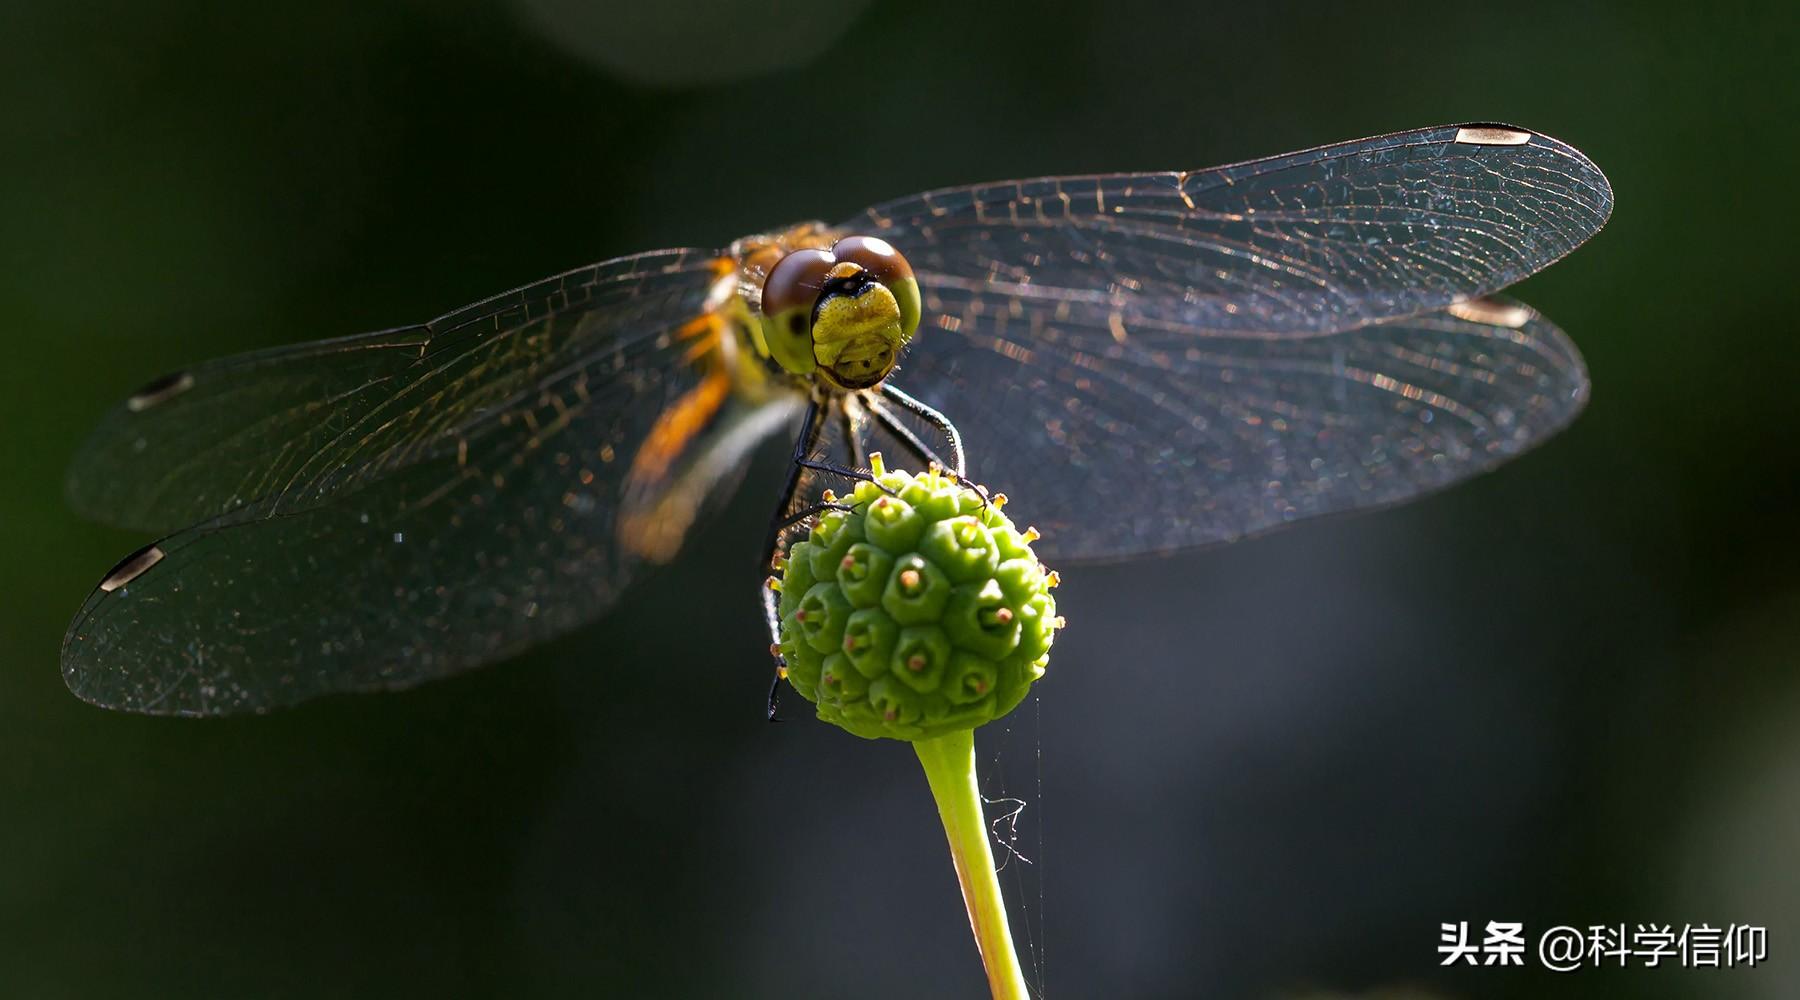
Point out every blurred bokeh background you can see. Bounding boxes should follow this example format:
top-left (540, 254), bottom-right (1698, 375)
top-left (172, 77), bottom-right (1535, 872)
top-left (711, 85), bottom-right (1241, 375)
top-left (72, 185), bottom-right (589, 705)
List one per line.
top-left (4, 1), bottom-right (1795, 997)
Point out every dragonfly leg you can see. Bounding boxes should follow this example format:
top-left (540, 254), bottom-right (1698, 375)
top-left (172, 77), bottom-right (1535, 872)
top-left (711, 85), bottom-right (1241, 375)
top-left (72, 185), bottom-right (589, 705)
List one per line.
top-left (793, 458), bottom-right (899, 496)
top-left (867, 391), bottom-right (990, 508)
top-left (867, 393), bottom-right (952, 471)
top-left (779, 500), bottom-right (856, 528)
top-left (760, 398), bottom-right (825, 721)
top-left (875, 384), bottom-right (965, 476)
top-left (840, 398), bottom-right (870, 470)
top-left (760, 583), bottom-right (787, 721)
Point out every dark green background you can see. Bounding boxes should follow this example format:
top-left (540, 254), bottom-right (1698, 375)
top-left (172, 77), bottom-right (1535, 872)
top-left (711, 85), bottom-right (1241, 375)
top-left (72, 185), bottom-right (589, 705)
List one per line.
top-left (4, 1), bottom-right (1796, 997)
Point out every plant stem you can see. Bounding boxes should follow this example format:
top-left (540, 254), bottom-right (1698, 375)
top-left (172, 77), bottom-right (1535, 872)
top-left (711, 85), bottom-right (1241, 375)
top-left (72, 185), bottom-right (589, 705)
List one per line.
top-left (914, 728), bottom-right (1030, 1000)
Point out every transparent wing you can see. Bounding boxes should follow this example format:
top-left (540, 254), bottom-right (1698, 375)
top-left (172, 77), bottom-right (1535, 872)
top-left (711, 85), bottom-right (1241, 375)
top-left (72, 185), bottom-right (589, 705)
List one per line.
top-left (63, 253), bottom-right (805, 716)
top-left (66, 249), bottom-right (727, 533)
top-left (885, 294), bottom-right (1587, 562)
top-left (849, 123), bottom-right (1612, 340)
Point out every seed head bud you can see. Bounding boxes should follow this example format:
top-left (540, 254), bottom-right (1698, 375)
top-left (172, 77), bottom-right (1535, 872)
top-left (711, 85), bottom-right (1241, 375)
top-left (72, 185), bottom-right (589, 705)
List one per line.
top-left (774, 456), bottom-right (1061, 741)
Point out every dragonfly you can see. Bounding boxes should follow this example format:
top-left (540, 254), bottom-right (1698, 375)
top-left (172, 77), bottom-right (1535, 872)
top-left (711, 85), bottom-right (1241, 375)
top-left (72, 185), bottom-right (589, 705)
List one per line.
top-left (62, 122), bottom-right (1612, 717)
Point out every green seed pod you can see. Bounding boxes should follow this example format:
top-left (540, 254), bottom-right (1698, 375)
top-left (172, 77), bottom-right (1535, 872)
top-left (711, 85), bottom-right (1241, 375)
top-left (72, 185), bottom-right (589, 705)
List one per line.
top-left (778, 541), bottom-right (819, 618)
top-left (993, 557), bottom-right (1044, 607)
top-left (836, 542), bottom-right (894, 608)
top-left (795, 581), bottom-right (854, 655)
top-left (841, 607), bottom-right (899, 679)
top-left (776, 454), bottom-right (1064, 741)
top-left (890, 625), bottom-right (952, 693)
top-left (865, 677), bottom-right (924, 732)
top-left (941, 580), bottom-right (1021, 662)
top-left (864, 494), bottom-right (925, 552)
top-left (916, 483), bottom-right (963, 522)
top-left (818, 651), bottom-right (867, 704)
top-left (897, 475), bottom-right (936, 509)
top-left (1014, 592), bottom-right (1057, 663)
top-left (992, 527), bottom-right (1035, 563)
top-left (944, 651), bottom-right (999, 705)
top-left (881, 553), bottom-right (952, 626)
top-left (806, 509), bottom-right (866, 581)
top-left (919, 516), bottom-right (1000, 584)
top-left (995, 654), bottom-right (1043, 717)
top-left (779, 628), bottom-right (820, 692)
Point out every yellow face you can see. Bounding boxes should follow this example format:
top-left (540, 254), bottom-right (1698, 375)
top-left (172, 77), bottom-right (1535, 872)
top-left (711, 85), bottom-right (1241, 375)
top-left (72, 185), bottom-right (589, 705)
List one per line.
top-left (758, 235), bottom-right (921, 390)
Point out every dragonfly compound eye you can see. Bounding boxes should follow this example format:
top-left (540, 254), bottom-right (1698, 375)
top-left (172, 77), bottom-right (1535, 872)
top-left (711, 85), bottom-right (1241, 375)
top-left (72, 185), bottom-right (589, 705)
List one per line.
top-left (759, 237), bottom-right (921, 390)
top-left (760, 248), bottom-right (836, 378)
top-left (830, 235), bottom-right (921, 343)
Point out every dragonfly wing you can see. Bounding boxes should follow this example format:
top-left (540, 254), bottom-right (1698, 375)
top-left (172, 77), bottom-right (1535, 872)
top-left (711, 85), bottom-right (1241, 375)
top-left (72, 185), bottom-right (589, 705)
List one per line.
top-left (886, 293), bottom-right (1587, 562)
top-left (67, 249), bottom-right (728, 533)
top-left (63, 253), bottom-right (804, 715)
top-left (851, 123), bottom-right (1612, 339)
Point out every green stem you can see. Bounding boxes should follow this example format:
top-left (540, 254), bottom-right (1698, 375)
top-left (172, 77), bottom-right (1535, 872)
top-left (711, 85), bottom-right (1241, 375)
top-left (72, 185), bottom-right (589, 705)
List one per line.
top-left (913, 729), bottom-right (1030, 1000)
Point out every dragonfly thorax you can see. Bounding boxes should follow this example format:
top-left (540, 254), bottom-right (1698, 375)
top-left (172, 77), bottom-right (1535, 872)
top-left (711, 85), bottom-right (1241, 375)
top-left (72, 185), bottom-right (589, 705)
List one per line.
top-left (757, 235), bottom-right (921, 391)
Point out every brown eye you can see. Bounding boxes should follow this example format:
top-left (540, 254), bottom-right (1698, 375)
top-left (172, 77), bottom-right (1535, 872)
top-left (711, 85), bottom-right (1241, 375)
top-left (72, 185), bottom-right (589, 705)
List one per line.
top-left (830, 235), bottom-right (914, 289)
top-left (761, 248), bottom-right (836, 319)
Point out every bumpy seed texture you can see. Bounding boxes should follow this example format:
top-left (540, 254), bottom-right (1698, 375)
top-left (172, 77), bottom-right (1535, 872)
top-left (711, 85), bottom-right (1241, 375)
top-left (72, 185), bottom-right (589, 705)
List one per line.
top-left (776, 456), bottom-right (1063, 741)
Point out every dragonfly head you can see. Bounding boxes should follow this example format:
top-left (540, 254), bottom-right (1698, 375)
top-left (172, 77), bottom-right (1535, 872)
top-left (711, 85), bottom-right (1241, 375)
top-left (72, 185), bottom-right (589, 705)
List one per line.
top-left (759, 236), bottom-right (921, 390)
